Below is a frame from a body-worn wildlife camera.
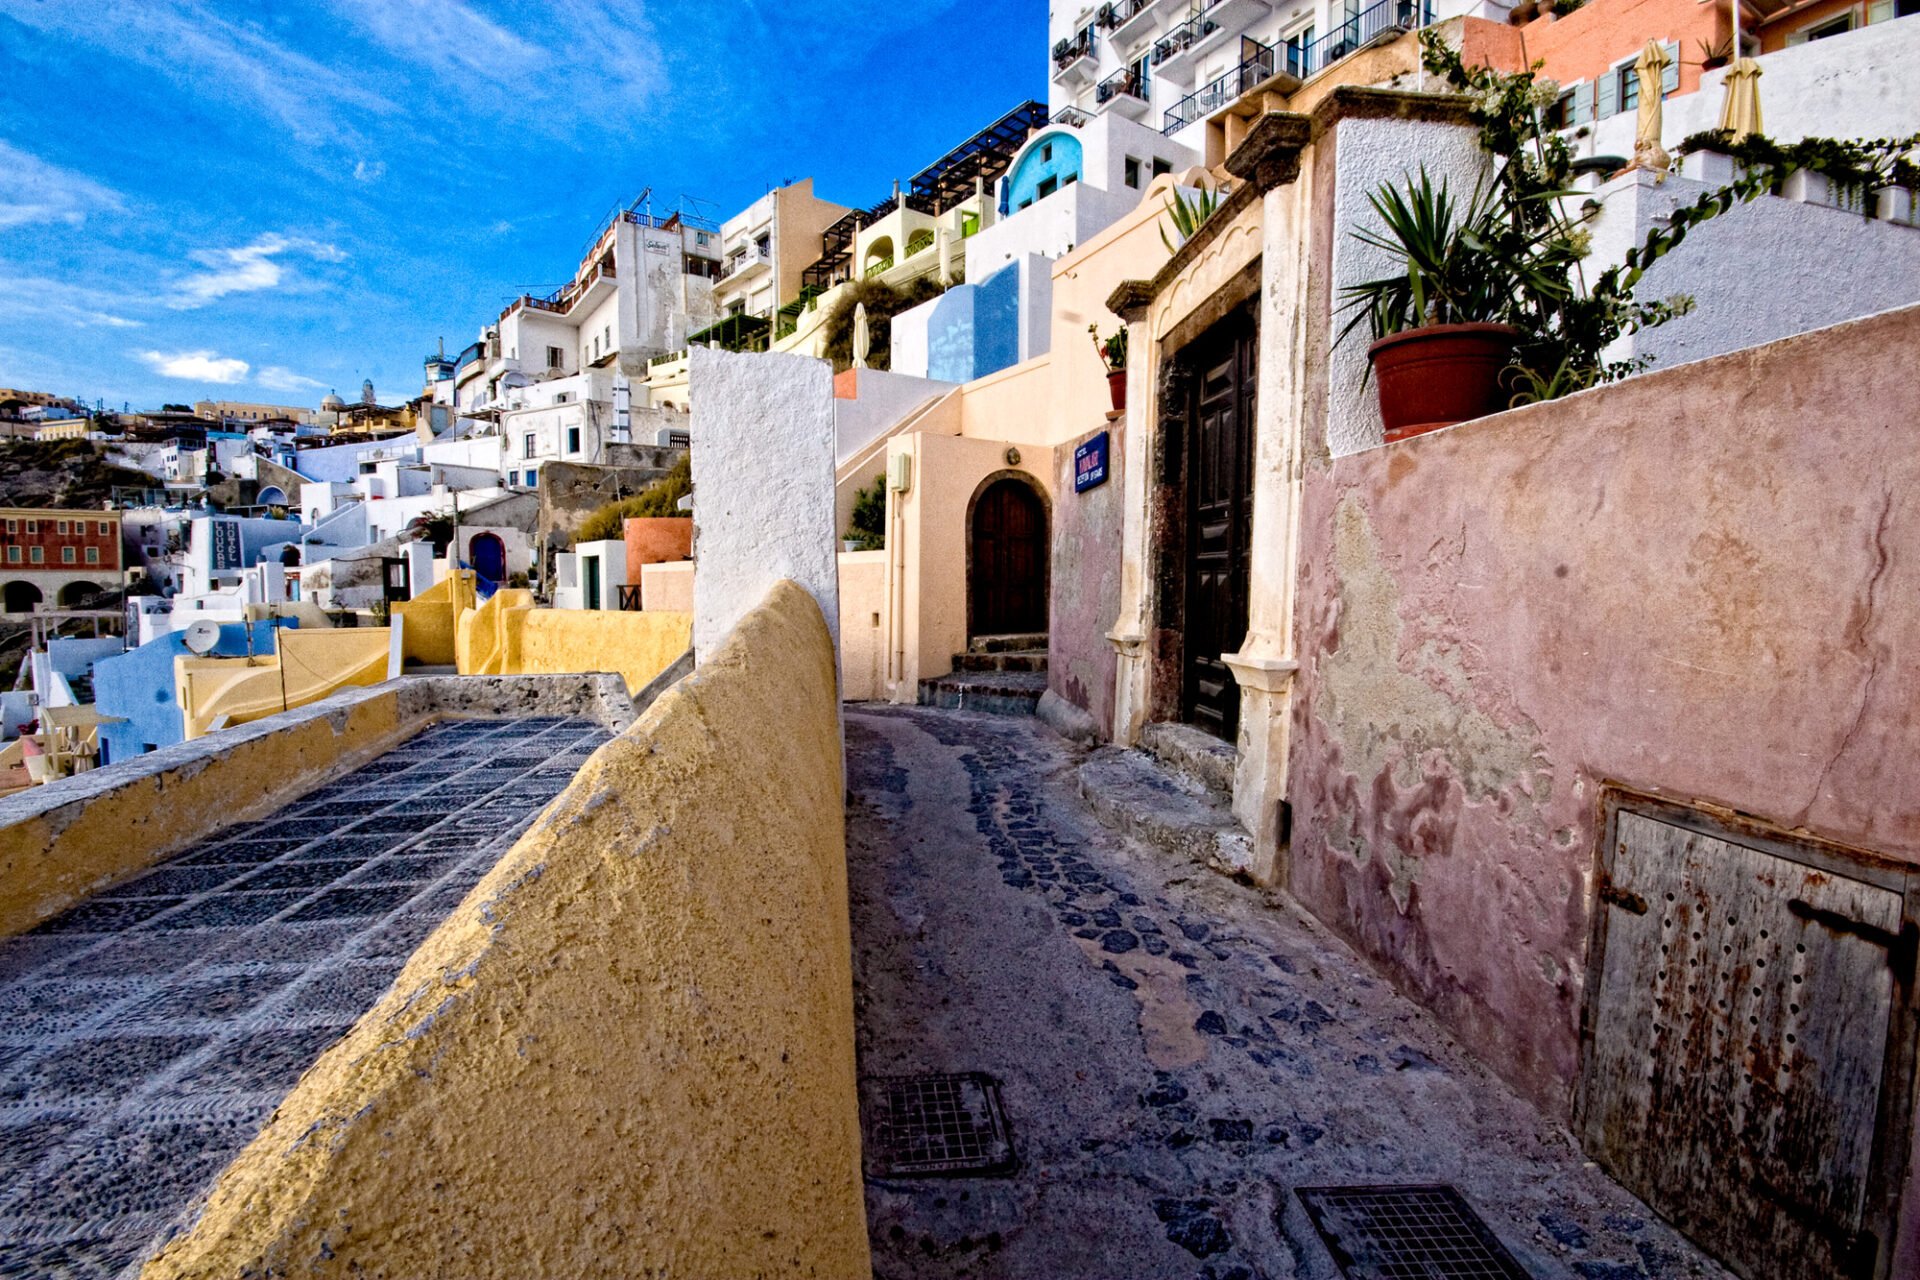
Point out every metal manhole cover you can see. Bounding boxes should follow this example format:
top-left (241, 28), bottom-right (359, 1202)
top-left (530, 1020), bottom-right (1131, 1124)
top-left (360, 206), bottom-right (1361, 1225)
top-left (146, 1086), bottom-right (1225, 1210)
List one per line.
top-left (1296, 1185), bottom-right (1531, 1279)
top-left (861, 1072), bottom-right (1015, 1178)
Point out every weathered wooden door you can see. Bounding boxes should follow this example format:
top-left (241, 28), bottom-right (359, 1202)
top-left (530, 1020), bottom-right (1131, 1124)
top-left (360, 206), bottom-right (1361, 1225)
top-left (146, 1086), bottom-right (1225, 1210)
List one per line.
top-left (1579, 803), bottom-right (1914, 1279)
top-left (1180, 320), bottom-right (1256, 741)
top-left (969, 478), bottom-right (1048, 637)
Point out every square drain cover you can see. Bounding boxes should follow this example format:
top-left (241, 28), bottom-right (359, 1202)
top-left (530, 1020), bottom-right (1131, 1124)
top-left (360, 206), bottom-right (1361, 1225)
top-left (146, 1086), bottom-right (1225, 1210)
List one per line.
top-left (861, 1072), bottom-right (1015, 1178)
top-left (1296, 1185), bottom-right (1531, 1279)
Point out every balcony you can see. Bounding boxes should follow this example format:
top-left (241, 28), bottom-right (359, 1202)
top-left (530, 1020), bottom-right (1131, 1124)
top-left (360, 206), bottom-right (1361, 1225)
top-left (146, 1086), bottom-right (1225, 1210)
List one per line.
top-left (1162, 40), bottom-right (1282, 135)
top-left (1094, 67), bottom-right (1151, 120)
top-left (1153, 0), bottom-right (1273, 83)
top-left (1050, 30), bottom-right (1096, 86)
top-left (722, 247), bottom-right (772, 284)
top-left (1289, 0), bottom-right (1430, 79)
top-left (1099, 0), bottom-right (1159, 47)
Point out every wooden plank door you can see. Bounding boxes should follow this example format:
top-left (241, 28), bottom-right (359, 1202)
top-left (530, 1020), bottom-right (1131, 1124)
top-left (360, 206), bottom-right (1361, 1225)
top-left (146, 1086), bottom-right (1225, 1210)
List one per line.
top-left (969, 478), bottom-right (1048, 638)
top-left (1180, 321), bottom-right (1255, 741)
top-left (1579, 806), bottom-right (1911, 1279)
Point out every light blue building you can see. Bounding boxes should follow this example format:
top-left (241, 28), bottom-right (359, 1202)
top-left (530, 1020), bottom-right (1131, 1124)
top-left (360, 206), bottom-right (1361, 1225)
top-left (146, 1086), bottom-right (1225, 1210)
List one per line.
top-left (94, 620), bottom-right (292, 764)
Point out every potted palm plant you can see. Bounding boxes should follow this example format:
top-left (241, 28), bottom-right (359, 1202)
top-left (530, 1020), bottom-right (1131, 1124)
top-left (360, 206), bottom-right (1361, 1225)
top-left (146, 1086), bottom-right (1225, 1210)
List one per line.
top-left (1090, 324), bottom-right (1128, 413)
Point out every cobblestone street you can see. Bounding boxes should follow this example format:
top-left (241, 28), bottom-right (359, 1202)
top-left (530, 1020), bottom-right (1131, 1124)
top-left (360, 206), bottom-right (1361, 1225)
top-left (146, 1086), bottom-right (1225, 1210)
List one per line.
top-left (0, 716), bottom-right (609, 1279)
top-left (847, 706), bottom-right (1730, 1280)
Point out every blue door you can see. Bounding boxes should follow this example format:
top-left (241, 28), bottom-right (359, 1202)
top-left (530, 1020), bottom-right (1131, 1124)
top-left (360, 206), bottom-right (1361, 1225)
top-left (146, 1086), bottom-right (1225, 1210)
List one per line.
top-left (469, 533), bottom-right (506, 583)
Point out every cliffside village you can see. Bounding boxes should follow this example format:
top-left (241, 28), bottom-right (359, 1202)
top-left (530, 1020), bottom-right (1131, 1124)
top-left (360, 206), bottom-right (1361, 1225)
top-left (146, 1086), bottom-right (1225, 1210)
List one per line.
top-left (1, 0), bottom-right (1917, 1275)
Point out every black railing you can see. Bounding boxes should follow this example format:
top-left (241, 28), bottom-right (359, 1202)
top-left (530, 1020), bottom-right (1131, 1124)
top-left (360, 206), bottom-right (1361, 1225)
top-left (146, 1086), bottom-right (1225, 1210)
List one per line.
top-left (617, 584), bottom-right (642, 611)
top-left (1161, 41), bottom-right (1276, 134)
top-left (1290, 0), bottom-right (1430, 78)
top-left (1096, 0), bottom-right (1152, 29)
top-left (1096, 66), bottom-right (1149, 107)
top-left (1153, 11), bottom-right (1223, 64)
top-left (1051, 30), bottom-right (1094, 70)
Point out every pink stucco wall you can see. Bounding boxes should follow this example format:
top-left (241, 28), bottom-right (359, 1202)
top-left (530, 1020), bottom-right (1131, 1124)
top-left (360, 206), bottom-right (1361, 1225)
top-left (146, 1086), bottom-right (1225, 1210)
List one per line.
top-left (1286, 305), bottom-right (1920, 1118)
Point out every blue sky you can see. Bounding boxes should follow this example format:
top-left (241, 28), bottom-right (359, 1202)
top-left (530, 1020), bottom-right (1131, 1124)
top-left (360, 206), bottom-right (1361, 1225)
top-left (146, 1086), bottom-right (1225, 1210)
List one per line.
top-left (0, 0), bottom-right (1043, 411)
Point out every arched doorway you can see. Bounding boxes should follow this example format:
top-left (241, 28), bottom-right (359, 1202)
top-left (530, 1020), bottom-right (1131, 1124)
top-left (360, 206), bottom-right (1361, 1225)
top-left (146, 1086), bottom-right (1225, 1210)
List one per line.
top-left (968, 474), bottom-right (1048, 639)
top-left (2, 581), bottom-right (43, 614)
top-left (257, 485), bottom-right (287, 507)
top-left (58, 582), bottom-right (100, 607)
top-left (468, 532), bottom-right (506, 583)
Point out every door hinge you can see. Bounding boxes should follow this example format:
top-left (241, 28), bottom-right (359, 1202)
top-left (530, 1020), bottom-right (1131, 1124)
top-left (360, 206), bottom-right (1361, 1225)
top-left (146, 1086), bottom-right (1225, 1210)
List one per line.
top-left (1597, 876), bottom-right (1649, 916)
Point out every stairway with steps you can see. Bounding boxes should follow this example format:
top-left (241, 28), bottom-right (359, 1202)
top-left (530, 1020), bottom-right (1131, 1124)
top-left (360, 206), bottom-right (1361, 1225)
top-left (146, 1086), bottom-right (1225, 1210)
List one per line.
top-left (1077, 720), bottom-right (1259, 881)
top-left (918, 633), bottom-right (1049, 715)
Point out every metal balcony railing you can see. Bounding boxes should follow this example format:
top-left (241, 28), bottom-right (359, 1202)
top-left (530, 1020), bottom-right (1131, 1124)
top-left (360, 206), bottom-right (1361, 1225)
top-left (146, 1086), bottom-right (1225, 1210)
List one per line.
top-left (722, 248), bottom-right (771, 280)
top-left (1153, 11), bottom-right (1223, 63)
top-left (1161, 41), bottom-right (1276, 134)
top-left (1096, 66), bottom-right (1150, 107)
top-left (1051, 30), bottom-right (1094, 70)
top-left (1095, 0), bottom-right (1152, 28)
top-left (1290, 0), bottom-right (1430, 78)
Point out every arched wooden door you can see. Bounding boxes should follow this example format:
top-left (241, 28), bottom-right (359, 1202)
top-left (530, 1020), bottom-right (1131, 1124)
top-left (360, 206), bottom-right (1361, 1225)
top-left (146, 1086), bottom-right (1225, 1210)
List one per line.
top-left (969, 477), bottom-right (1048, 638)
top-left (468, 532), bottom-right (506, 583)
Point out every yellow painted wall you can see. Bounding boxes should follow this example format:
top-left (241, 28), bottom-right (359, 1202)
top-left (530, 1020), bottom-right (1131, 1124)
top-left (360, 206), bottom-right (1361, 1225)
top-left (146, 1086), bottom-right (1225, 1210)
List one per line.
top-left (456, 598), bottom-right (690, 695)
top-left (142, 580), bottom-right (869, 1280)
top-left (393, 570), bottom-right (475, 666)
top-left (0, 692), bottom-right (412, 937)
top-left (838, 550), bottom-right (887, 701)
top-left (176, 628), bottom-right (395, 741)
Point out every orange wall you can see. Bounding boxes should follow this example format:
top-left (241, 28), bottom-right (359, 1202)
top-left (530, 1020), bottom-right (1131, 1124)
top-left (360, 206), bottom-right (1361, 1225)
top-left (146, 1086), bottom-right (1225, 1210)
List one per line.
top-left (1463, 0), bottom-right (1728, 96)
top-left (1756, 0), bottom-right (1859, 50)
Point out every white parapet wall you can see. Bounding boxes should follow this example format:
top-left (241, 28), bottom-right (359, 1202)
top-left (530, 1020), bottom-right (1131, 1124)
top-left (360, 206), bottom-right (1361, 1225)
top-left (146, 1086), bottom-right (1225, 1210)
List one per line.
top-left (688, 347), bottom-right (839, 659)
top-left (1586, 168), bottom-right (1920, 372)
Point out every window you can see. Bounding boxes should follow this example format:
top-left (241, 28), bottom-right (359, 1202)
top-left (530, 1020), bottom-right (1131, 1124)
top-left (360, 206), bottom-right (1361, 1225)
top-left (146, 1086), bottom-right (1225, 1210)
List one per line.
top-left (56, 520), bottom-right (68, 534)
top-left (525, 469), bottom-right (538, 487)
top-left (696, 231), bottom-right (710, 245)
top-left (1037, 176), bottom-right (1059, 199)
top-left (547, 345), bottom-right (564, 370)
top-left (523, 434), bottom-right (536, 459)
top-left (3, 519), bottom-right (13, 533)
top-left (61, 546), bottom-right (74, 563)
top-left (86, 545), bottom-right (99, 563)
top-left (567, 427), bottom-right (582, 453)
top-left (1618, 64), bottom-right (1638, 113)
top-left (1544, 88), bottom-right (1575, 130)
top-left (5, 547), bottom-right (17, 564)
top-left (1805, 12), bottom-right (1853, 37)
top-left (1124, 156), bottom-right (1141, 188)
top-left (95, 520), bottom-right (108, 535)
top-left (1041, 142), bottom-right (1053, 162)
top-left (29, 547), bottom-right (42, 563)
top-left (604, 325), bottom-right (612, 348)
top-left (1286, 24), bottom-right (1315, 72)
top-left (1151, 157), bottom-right (1173, 178)
top-left (24, 520), bottom-right (36, 534)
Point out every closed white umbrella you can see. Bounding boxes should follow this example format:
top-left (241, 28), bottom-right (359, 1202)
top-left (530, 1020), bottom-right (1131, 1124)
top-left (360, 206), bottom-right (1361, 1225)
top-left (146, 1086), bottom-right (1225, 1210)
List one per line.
top-left (853, 302), bottom-right (871, 370)
top-left (938, 228), bottom-right (954, 286)
top-left (1719, 57), bottom-right (1763, 143)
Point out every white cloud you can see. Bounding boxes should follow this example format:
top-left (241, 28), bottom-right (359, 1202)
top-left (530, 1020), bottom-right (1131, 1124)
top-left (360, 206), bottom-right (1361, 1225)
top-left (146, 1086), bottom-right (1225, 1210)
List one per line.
top-left (138, 349), bottom-right (250, 384)
top-left (0, 140), bottom-right (124, 230)
top-left (257, 366), bottom-right (326, 393)
top-left (167, 234), bottom-right (346, 310)
top-left (352, 159), bottom-right (387, 183)
top-left (0, 271), bottom-right (142, 329)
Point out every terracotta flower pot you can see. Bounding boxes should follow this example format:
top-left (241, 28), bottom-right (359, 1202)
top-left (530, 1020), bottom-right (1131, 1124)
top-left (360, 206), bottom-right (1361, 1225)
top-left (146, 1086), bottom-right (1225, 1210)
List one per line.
top-left (1367, 323), bottom-right (1517, 442)
top-left (1107, 368), bottom-right (1127, 413)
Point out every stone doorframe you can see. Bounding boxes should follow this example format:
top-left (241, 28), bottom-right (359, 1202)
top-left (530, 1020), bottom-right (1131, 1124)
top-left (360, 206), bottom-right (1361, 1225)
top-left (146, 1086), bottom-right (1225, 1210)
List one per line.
top-left (1104, 113), bottom-right (1314, 883)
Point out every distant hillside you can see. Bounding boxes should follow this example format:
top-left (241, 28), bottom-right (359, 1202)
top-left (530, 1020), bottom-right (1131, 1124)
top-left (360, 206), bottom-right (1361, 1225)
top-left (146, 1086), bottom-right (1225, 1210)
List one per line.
top-left (0, 440), bottom-right (158, 510)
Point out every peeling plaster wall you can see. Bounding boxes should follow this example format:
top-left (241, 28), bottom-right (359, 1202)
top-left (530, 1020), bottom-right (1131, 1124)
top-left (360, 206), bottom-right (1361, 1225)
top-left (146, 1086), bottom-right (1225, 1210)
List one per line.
top-left (142, 582), bottom-right (868, 1280)
top-left (1049, 422), bottom-right (1123, 737)
top-left (1286, 305), bottom-right (1920, 1113)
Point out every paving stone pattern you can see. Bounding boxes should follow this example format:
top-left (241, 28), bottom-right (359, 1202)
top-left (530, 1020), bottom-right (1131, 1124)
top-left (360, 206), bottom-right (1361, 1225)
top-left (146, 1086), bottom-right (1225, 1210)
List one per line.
top-left (0, 716), bottom-right (609, 1279)
top-left (847, 707), bottom-right (1731, 1280)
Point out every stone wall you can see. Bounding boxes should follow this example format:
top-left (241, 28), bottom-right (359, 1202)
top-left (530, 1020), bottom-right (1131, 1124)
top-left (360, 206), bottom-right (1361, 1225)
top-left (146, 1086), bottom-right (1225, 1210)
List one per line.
top-left (1285, 304), bottom-right (1920, 1114)
top-left (141, 581), bottom-right (868, 1279)
top-left (1047, 421), bottom-right (1124, 736)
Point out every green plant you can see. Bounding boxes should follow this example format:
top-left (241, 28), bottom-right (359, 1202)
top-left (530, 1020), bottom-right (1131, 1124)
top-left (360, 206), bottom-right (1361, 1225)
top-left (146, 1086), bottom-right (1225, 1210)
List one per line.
top-left (576, 455), bottom-right (692, 541)
top-left (408, 509), bottom-right (456, 554)
top-left (821, 277), bottom-right (948, 373)
top-left (1504, 356), bottom-right (1600, 406)
top-left (1160, 178), bottom-right (1227, 253)
top-left (1088, 323), bottom-right (1128, 372)
top-left (1695, 35), bottom-right (1732, 67)
top-left (1677, 129), bottom-right (1920, 208)
top-left (846, 473), bottom-right (887, 550)
top-left (1337, 169), bottom-right (1526, 344)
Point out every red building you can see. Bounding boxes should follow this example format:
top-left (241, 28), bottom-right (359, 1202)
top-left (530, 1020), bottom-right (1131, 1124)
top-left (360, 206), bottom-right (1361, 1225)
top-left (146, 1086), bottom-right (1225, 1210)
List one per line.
top-left (0, 508), bottom-right (124, 613)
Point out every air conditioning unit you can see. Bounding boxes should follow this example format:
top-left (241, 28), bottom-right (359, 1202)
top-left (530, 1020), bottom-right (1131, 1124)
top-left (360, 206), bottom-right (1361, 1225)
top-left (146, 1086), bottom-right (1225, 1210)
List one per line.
top-left (656, 428), bottom-right (690, 448)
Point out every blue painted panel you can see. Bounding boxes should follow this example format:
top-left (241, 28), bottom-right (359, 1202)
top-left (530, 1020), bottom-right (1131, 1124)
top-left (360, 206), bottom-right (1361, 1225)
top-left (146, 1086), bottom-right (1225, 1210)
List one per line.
top-left (973, 262), bottom-right (1020, 378)
top-left (94, 620), bottom-right (291, 763)
top-left (1006, 132), bottom-right (1083, 212)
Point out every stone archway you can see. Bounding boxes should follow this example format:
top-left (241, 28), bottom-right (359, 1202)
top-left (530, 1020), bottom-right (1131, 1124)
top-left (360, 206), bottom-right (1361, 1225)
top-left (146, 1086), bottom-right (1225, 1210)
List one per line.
top-left (966, 471), bottom-right (1050, 640)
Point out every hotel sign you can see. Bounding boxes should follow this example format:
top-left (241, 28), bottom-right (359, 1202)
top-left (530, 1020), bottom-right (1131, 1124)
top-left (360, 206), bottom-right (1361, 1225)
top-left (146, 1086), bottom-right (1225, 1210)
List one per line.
top-left (211, 520), bottom-right (242, 570)
top-left (1073, 431), bottom-right (1109, 493)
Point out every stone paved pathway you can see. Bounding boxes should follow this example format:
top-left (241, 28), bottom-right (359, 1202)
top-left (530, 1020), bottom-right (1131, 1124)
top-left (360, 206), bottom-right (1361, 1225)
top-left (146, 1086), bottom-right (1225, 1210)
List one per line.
top-left (0, 715), bottom-right (609, 1279)
top-left (847, 706), bottom-right (1731, 1280)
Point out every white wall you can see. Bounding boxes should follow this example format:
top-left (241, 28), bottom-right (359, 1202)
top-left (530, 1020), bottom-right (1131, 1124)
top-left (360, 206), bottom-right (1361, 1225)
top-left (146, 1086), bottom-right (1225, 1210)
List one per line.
top-left (688, 348), bottom-right (838, 658)
top-left (833, 370), bottom-right (955, 465)
top-left (1586, 168), bottom-right (1920, 371)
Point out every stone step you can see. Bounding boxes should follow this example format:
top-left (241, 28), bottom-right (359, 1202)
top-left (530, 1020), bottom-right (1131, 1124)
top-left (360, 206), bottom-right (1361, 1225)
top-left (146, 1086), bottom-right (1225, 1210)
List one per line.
top-left (917, 671), bottom-right (1047, 716)
top-left (1140, 720), bottom-right (1236, 803)
top-left (1076, 747), bottom-right (1256, 880)
top-left (968, 632), bottom-right (1048, 655)
top-left (951, 649), bottom-right (1048, 673)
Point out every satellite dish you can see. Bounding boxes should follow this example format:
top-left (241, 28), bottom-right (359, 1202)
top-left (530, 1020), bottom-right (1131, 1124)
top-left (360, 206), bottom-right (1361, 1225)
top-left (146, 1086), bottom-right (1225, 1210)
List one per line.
top-left (181, 620), bottom-right (221, 655)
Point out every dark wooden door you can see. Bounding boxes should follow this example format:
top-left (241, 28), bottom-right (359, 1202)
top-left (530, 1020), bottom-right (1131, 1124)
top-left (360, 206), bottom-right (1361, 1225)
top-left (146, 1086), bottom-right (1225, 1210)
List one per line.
top-left (970, 478), bottom-right (1048, 637)
top-left (1181, 321), bottom-right (1256, 741)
